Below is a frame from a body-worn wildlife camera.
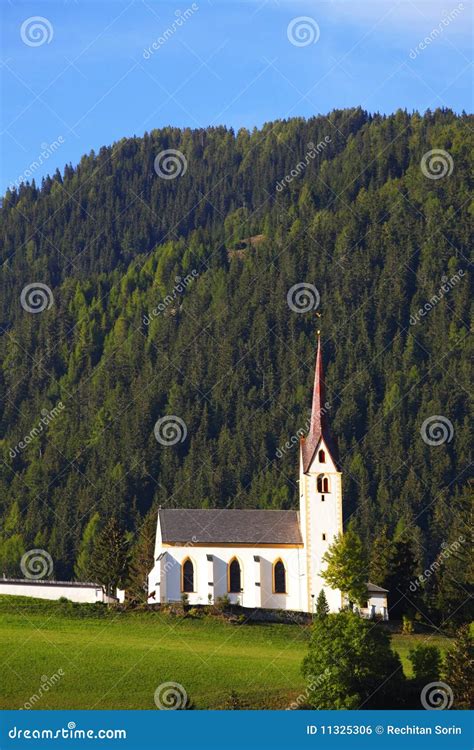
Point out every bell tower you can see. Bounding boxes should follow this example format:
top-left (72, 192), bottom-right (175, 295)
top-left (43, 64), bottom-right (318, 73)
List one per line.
top-left (299, 333), bottom-right (343, 612)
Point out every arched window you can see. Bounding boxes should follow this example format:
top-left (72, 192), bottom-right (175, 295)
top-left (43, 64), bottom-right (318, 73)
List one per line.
top-left (273, 559), bottom-right (286, 594)
top-left (228, 558), bottom-right (242, 593)
top-left (182, 558), bottom-right (195, 593)
top-left (318, 449), bottom-right (326, 463)
top-left (317, 475), bottom-right (330, 493)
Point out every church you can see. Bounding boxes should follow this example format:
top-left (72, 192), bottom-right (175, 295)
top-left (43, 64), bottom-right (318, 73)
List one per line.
top-left (148, 334), bottom-right (388, 618)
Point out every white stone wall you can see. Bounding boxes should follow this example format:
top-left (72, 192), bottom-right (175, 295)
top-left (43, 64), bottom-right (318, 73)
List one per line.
top-left (0, 581), bottom-right (106, 603)
top-left (148, 545), bottom-right (307, 611)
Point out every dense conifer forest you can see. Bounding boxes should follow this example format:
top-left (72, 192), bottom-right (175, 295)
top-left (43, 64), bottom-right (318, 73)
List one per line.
top-left (0, 108), bottom-right (472, 621)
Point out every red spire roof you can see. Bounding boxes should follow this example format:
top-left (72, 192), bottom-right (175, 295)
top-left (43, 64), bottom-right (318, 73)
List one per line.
top-left (301, 333), bottom-right (339, 473)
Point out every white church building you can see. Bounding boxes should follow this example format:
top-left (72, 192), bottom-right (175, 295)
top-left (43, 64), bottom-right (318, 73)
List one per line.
top-left (148, 335), bottom-right (388, 618)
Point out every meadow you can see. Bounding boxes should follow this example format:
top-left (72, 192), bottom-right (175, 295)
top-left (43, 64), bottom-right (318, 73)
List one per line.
top-left (0, 597), bottom-right (452, 710)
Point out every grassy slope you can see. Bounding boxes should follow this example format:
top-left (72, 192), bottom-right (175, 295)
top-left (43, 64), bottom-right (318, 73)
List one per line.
top-left (0, 597), bottom-right (452, 710)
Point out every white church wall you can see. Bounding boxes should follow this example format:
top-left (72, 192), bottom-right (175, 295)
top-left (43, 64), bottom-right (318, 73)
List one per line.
top-left (151, 545), bottom-right (306, 611)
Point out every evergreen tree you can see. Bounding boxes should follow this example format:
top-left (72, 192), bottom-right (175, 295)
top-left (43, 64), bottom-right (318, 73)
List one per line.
top-left (384, 538), bottom-right (419, 619)
top-left (315, 589), bottom-right (330, 619)
top-left (302, 610), bottom-right (406, 709)
top-left (443, 625), bottom-right (474, 709)
top-left (408, 644), bottom-right (442, 684)
top-left (74, 512), bottom-right (100, 581)
top-left (127, 512), bottom-right (156, 604)
top-left (0, 108), bottom-right (470, 627)
top-left (89, 517), bottom-right (129, 597)
top-left (369, 525), bottom-right (394, 587)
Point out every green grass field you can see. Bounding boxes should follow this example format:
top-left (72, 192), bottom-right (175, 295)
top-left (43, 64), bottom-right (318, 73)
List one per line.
top-left (0, 597), bottom-right (452, 710)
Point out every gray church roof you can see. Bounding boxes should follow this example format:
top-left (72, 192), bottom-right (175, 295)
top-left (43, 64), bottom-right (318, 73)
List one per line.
top-left (159, 508), bottom-right (303, 545)
top-left (367, 582), bottom-right (389, 593)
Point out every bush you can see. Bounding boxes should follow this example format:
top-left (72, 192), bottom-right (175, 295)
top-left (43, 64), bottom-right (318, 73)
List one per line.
top-left (187, 607), bottom-right (204, 619)
top-left (213, 595), bottom-right (231, 612)
top-left (402, 615), bottom-right (415, 634)
top-left (302, 610), bottom-right (406, 709)
top-left (408, 644), bottom-right (442, 683)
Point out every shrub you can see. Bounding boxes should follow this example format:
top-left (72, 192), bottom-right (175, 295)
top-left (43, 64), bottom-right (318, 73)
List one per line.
top-left (302, 610), bottom-right (406, 709)
top-left (408, 644), bottom-right (442, 683)
top-left (402, 615), bottom-right (415, 634)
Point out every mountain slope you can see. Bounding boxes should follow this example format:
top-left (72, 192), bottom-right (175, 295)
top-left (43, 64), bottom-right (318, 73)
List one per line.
top-left (0, 108), bottom-right (472, 598)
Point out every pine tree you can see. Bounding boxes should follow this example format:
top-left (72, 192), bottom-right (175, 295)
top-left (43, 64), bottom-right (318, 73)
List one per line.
top-left (74, 512), bottom-right (100, 581)
top-left (369, 525), bottom-right (394, 587)
top-left (127, 511), bottom-right (156, 604)
top-left (315, 589), bottom-right (329, 619)
top-left (89, 517), bottom-right (129, 597)
top-left (443, 625), bottom-right (474, 709)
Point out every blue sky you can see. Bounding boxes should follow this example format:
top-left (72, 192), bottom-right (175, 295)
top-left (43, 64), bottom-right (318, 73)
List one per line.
top-left (1, 0), bottom-right (472, 193)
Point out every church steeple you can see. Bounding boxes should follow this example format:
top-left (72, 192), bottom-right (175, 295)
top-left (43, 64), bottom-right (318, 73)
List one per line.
top-left (301, 332), bottom-right (339, 473)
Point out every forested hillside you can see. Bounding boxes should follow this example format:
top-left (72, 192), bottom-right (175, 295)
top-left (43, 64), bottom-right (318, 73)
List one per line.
top-left (0, 108), bottom-right (472, 620)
